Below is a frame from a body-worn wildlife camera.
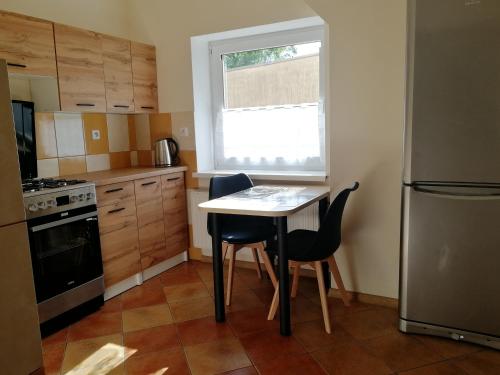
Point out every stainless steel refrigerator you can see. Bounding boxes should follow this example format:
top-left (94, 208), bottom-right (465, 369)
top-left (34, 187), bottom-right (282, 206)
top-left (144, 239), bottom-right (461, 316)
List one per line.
top-left (400, 0), bottom-right (500, 350)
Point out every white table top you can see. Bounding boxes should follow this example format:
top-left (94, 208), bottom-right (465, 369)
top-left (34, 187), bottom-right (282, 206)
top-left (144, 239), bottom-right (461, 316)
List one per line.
top-left (198, 185), bottom-right (330, 217)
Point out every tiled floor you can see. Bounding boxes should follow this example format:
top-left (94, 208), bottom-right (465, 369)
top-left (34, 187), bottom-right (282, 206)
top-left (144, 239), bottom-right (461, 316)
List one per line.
top-left (42, 261), bottom-right (500, 375)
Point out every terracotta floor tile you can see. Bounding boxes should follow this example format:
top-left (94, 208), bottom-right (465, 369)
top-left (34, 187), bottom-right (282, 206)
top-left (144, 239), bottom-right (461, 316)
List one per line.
top-left (289, 296), bottom-right (324, 324)
top-left (124, 324), bottom-right (181, 356)
top-left (252, 284), bottom-right (277, 305)
top-left (125, 348), bottom-right (190, 375)
top-left (361, 332), bottom-right (443, 372)
top-left (185, 337), bottom-right (252, 375)
top-left (205, 274), bottom-right (250, 296)
top-left (169, 296), bottom-right (215, 322)
top-left (452, 350), bottom-right (500, 375)
top-left (122, 304), bottom-right (173, 332)
top-left (292, 319), bottom-right (355, 352)
top-left (43, 343), bottom-right (66, 375)
top-left (227, 307), bottom-right (279, 337)
top-left (160, 267), bottom-right (202, 286)
top-left (335, 307), bottom-right (397, 340)
top-left (414, 334), bottom-right (482, 359)
top-left (177, 316), bottom-right (234, 346)
top-left (399, 361), bottom-right (470, 375)
top-left (225, 290), bottom-right (265, 313)
top-left (311, 342), bottom-right (393, 375)
top-left (240, 330), bottom-right (305, 365)
top-left (235, 268), bottom-right (275, 290)
top-left (62, 334), bottom-right (127, 375)
top-left (121, 278), bottom-right (166, 310)
top-left (310, 295), bottom-right (375, 316)
top-left (43, 328), bottom-right (68, 348)
top-left (218, 366), bottom-right (258, 375)
top-left (254, 352), bottom-right (325, 375)
top-left (67, 311), bottom-right (122, 342)
top-left (101, 296), bottom-right (122, 313)
top-left (164, 281), bottom-right (210, 302)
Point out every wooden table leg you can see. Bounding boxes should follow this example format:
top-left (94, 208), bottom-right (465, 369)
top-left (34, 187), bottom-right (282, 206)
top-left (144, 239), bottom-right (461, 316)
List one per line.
top-left (277, 216), bottom-right (291, 336)
top-left (210, 213), bottom-right (225, 322)
top-left (318, 197), bottom-right (331, 289)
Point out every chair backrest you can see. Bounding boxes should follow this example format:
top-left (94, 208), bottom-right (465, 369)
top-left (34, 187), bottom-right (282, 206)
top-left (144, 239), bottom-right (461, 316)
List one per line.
top-left (310, 182), bottom-right (359, 260)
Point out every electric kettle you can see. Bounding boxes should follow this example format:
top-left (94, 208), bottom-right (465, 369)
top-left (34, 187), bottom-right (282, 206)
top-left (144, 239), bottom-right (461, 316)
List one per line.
top-left (154, 138), bottom-right (179, 167)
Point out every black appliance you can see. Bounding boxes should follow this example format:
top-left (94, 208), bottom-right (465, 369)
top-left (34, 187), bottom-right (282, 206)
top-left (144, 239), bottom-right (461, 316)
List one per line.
top-left (12, 100), bottom-right (37, 181)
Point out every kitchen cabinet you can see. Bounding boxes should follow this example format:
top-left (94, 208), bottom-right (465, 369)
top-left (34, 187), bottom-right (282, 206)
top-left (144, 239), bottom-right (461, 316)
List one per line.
top-left (54, 24), bottom-right (106, 112)
top-left (102, 35), bottom-right (135, 113)
top-left (96, 182), bottom-right (141, 287)
top-left (131, 42), bottom-right (158, 113)
top-left (0, 11), bottom-right (57, 77)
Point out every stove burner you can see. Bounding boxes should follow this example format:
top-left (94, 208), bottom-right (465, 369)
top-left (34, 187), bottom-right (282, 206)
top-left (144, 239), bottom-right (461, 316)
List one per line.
top-left (22, 178), bottom-right (88, 193)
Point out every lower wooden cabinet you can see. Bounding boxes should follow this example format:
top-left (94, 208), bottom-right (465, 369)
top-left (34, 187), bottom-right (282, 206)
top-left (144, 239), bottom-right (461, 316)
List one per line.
top-left (96, 172), bottom-right (188, 288)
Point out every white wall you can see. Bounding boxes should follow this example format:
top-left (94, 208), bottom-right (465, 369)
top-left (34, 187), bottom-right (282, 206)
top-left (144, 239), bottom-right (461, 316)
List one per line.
top-left (305, 0), bottom-right (407, 298)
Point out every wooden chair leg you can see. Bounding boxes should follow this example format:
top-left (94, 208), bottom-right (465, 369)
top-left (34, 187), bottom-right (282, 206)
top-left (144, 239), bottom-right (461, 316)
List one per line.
top-left (226, 245), bottom-right (236, 306)
top-left (258, 247), bottom-right (278, 288)
top-left (315, 261), bottom-right (332, 334)
top-left (291, 262), bottom-right (300, 298)
top-left (327, 256), bottom-right (350, 306)
top-left (222, 242), bottom-right (229, 265)
top-left (267, 285), bottom-right (279, 320)
top-left (251, 247), bottom-right (262, 279)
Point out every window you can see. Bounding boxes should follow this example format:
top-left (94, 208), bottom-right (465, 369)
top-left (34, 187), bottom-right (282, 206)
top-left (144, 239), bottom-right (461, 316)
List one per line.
top-left (209, 26), bottom-right (326, 173)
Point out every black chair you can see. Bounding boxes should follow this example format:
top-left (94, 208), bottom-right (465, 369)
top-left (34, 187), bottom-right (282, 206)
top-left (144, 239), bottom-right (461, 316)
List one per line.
top-left (208, 173), bottom-right (278, 305)
top-left (267, 182), bottom-right (359, 333)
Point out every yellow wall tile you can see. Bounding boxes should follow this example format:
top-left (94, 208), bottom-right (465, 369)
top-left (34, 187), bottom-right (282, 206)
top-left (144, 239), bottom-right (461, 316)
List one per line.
top-left (83, 113), bottom-right (109, 155)
top-left (128, 115), bottom-right (137, 151)
top-left (35, 113), bottom-right (58, 159)
top-left (59, 156), bottom-right (87, 176)
top-left (137, 150), bottom-right (154, 166)
top-left (149, 113), bottom-right (172, 146)
top-left (106, 114), bottom-right (130, 152)
top-left (135, 114), bottom-right (151, 151)
top-left (110, 151), bottom-right (132, 169)
top-left (179, 150), bottom-right (198, 189)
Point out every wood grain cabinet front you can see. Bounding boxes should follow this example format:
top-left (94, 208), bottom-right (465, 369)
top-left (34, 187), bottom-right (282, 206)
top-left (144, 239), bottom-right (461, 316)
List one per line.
top-left (97, 199), bottom-right (141, 287)
top-left (161, 173), bottom-right (188, 258)
top-left (0, 12), bottom-right (57, 76)
top-left (131, 41), bottom-right (158, 113)
top-left (102, 35), bottom-right (135, 113)
top-left (96, 181), bottom-right (135, 208)
top-left (54, 23), bottom-right (106, 112)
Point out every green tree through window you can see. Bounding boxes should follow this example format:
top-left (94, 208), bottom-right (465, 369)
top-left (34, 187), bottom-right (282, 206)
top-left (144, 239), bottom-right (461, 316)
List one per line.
top-left (223, 46), bottom-right (298, 70)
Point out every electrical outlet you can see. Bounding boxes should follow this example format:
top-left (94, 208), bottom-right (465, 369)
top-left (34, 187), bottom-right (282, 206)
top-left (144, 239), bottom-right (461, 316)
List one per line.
top-left (180, 127), bottom-right (189, 137)
top-left (91, 130), bottom-right (100, 140)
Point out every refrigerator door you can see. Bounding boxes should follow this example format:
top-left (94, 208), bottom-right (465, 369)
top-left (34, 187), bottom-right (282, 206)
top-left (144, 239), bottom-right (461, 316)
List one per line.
top-left (404, 0), bottom-right (500, 183)
top-left (0, 222), bottom-right (42, 374)
top-left (400, 185), bottom-right (500, 337)
top-left (0, 60), bottom-right (25, 227)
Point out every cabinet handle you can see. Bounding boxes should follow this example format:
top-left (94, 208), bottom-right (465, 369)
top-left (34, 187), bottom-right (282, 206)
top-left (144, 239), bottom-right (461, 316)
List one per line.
top-left (76, 103), bottom-right (96, 107)
top-left (105, 188), bottom-right (123, 193)
top-left (141, 106), bottom-right (154, 110)
top-left (167, 177), bottom-right (180, 182)
top-left (7, 62), bottom-right (27, 68)
top-left (108, 207), bottom-right (125, 214)
top-left (113, 105), bottom-right (130, 108)
top-left (141, 181), bottom-right (157, 186)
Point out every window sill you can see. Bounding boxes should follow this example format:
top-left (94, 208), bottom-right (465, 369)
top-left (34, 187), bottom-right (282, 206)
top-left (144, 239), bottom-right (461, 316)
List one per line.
top-left (193, 170), bottom-right (328, 182)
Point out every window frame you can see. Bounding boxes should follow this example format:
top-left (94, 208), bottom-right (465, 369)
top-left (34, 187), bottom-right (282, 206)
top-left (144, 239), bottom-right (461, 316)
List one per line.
top-left (208, 25), bottom-right (326, 173)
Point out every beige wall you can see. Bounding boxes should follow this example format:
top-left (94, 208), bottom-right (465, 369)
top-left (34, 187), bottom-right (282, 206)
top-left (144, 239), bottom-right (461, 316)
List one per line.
top-left (0, 0), bottom-right (130, 38)
top-left (305, 0), bottom-right (407, 298)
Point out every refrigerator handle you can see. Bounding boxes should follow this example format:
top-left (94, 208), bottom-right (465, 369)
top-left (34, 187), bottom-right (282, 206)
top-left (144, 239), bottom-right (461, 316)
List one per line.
top-left (413, 185), bottom-right (500, 198)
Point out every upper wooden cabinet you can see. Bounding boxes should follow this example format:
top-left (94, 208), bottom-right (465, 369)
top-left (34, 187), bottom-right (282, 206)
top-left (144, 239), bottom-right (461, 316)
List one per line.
top-left (0, 12), bottom-right (56, 76)
top-left (54, 24), bottom-right (107, 112)
top-left (102, 35), bottom-right (135, 113)
top-left (131, 42), bottom-right (158, 113)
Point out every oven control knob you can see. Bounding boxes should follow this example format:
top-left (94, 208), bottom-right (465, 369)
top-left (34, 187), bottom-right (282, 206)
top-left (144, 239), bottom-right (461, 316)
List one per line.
top-left (86, 192), bottom-right (94, 200)
top-left (28, 203), bottom-right (38, 212)
top-left (78, 193), bottom-right (85, 201)
top-left (47, 199), bottom-right (57, 207)
top-left (70, 195), bottom-right (79, 203)
top-left (38, 201), bottom-right (47, 210)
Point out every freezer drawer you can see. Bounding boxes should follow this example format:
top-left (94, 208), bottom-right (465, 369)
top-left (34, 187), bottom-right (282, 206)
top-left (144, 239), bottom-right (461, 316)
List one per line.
top-left (400, 185), bottom-right (500, 337)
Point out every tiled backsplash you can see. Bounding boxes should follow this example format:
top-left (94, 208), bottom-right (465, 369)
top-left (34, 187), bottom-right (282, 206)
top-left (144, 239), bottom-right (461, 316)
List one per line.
top-left (35, 112), bottom-right (172, 177)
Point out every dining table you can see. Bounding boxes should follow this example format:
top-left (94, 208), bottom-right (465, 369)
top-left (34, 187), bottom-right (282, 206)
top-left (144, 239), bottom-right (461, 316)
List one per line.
top-left (198, 184), bottom-right (331, 336)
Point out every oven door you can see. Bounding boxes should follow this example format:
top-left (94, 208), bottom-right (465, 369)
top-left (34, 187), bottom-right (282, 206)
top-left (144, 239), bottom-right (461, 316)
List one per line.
top-left (28, 206), bottom-right (103, 302)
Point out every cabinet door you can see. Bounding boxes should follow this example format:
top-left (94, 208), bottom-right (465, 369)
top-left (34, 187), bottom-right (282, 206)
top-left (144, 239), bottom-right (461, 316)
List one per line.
top-left (0, 12), bottom-right (57, 76)
top-left (54, 24), bottom-right (106, 112)
top-left (98, 200), bottom-right (141, 287)
top-left (161, 173), bottom-right (188, 258)
top-left (131, 41), bottom-right (158, 113)
top-left (135, 177), bottom-right (168, 269)
top-left (102, 35), bottom-right (135, 113)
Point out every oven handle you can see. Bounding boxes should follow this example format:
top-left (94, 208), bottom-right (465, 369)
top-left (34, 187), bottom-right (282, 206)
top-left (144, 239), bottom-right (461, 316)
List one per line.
top-left (30, 211), bottom-right (98, 232)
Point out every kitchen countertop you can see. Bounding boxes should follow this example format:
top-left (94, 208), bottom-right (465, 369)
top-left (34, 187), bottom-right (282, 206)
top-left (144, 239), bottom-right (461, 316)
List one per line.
top-left (66, 166), bottom-right (188, 186)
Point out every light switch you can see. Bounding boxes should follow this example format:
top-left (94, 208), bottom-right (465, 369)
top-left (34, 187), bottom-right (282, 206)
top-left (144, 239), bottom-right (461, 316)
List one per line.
top-left (180, 127), bottom-right (189, 137)
top-left (91, 130), bottom-right (101, 140)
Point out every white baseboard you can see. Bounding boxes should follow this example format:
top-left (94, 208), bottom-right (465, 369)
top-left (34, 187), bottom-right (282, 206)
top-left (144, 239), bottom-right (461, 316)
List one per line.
top-left (104, 273), bottom-right (143, 301)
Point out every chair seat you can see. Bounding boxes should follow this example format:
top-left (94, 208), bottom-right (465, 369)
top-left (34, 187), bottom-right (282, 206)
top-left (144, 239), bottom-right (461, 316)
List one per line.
top-left (221, 221), bottom-right (276, 244)
top-left (267, 229), bottom-right (320, 262)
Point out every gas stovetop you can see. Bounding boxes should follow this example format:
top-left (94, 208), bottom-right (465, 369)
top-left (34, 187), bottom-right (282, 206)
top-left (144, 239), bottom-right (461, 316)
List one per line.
top-left (22, 178), bottom-right (88, 193)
